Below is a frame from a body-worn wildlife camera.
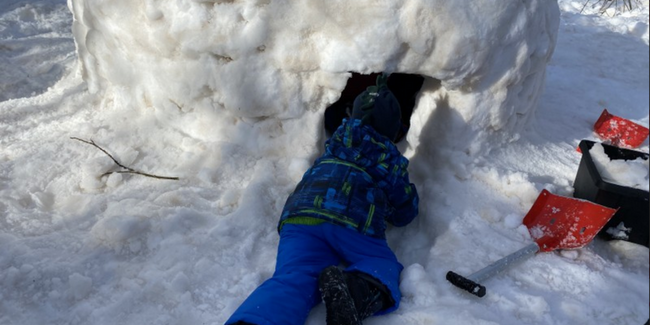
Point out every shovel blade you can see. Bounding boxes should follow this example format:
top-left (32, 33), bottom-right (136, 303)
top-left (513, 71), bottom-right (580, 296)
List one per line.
top-left (594, 109), bottom-right (649, 148)
top-left (523, 190), bottom-right (617, 252)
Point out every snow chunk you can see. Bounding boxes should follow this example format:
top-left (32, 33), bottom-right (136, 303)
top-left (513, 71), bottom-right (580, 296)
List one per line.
top-left (590, 143), bottom-right (649, 191)
top-left (400, 263), bottom-right (437, 306)
top-left (89, 214), bottom-right (152, 253)
top-left (68, 273), bottom-right (93, 300)
top-left (504, 213), bottom-right (523, 229)
top-left (605, 222), bottom-right (632, 240)
top-left (171, 272), bottom-right (191, 293)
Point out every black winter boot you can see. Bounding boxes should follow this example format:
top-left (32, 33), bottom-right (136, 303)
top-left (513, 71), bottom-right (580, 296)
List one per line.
top-left (343, 271), bottom-right (392, 319)
top-left (319, 266), bottom-right (392, 325)
top-left (319, 266), bottom-right (361, 325)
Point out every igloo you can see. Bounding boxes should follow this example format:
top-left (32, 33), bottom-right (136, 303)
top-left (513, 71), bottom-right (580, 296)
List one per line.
top-left (68, 0), bottom-right (560, 158)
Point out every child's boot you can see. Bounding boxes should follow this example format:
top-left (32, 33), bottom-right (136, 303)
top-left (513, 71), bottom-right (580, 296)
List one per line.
top-left (319, 266), bottom-right (362, 325)
top-left (343, 271), bottom-right (391, 319)
top-left (319, 266), bottom-right (392, 325)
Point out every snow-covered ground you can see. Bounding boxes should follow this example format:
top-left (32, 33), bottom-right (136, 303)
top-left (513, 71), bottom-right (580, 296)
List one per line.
top-left (0, 1), bottom-right (648, 325)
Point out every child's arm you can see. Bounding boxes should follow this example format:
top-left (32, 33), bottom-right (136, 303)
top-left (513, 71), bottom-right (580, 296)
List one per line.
top-left (385, 172), bottom-right (419, 227)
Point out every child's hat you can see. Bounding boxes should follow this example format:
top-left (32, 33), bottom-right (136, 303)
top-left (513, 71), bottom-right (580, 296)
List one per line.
top-left (351, 73), bottom-right (402, 141)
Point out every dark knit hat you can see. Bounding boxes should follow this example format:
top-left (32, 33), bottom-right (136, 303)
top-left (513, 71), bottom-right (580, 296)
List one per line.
top-left (351, 74), bottom-right (402, 141)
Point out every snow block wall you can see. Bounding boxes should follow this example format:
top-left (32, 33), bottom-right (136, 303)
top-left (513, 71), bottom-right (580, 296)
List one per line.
top-left (68, 0), bottom-right (560, 157)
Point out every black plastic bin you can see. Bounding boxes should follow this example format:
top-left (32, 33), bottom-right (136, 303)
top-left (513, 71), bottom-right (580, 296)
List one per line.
top-left (573, 140), bottom-right (649, 247)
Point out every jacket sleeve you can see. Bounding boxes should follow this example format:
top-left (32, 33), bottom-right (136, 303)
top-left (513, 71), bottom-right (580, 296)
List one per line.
top-left (385, 174), bottom-right (419, 227)
top-left (377, 155), bottom-right (418, 227)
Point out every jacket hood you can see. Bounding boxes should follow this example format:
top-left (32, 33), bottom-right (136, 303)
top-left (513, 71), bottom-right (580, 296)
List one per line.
top-left (325, 119), bottom-right (404, 177)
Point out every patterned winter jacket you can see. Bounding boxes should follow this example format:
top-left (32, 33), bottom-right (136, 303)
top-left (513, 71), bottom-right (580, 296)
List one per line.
top-left (278, 118), bottom-right (419, 239)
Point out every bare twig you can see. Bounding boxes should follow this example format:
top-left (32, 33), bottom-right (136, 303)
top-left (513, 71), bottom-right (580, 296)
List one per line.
top-left (71, 137), bottom-right (179, 181)
top-left (580, 0), bottom-right (592, 14)
top-left (582, 0), bottom-right (638, 15)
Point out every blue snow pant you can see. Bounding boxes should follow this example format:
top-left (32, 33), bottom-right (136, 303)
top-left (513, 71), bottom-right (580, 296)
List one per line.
top-left (224, 223), bottom-right (404, 325)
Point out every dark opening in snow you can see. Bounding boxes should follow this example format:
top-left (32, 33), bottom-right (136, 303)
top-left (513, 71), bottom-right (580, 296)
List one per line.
top-left (324, 72), bottom-right (425, 143)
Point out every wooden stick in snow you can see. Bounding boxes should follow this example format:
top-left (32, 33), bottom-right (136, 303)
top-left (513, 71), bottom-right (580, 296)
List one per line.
top-left (71, 137), bottom-right (179, 181)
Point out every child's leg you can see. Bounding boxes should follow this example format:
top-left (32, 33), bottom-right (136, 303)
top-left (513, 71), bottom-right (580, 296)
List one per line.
top-left (225, 225), bottom-right (339, 325)
top-left (322, 223), bottom-right (404, 315)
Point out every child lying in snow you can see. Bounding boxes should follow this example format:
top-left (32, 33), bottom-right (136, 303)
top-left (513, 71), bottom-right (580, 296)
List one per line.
top-left (225, 74), bottom-right (419, 325)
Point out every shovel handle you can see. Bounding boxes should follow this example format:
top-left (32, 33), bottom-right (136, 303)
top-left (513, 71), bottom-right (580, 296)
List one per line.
top-left (446, 242), bottom-right (540, 297)
top-left (446, 271), bottom-right (486, 297)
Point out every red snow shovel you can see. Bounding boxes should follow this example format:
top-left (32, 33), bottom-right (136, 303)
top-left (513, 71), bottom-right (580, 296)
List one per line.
top-left (446, 189), bottom-right (617, 297)
top-left (594, 109), bottom-right (649, 149)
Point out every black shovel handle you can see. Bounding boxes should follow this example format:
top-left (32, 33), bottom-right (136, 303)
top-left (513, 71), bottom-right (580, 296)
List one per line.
top-left (446, 271), bottom-right (486, 297)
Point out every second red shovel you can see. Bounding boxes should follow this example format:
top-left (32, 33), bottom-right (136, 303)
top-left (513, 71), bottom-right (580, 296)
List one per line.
top-left (594, 109), bottom-right (649, 148)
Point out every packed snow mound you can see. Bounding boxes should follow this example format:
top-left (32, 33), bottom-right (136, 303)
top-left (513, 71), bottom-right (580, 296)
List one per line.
top-left (69, 0), bottom-right (560, 148)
